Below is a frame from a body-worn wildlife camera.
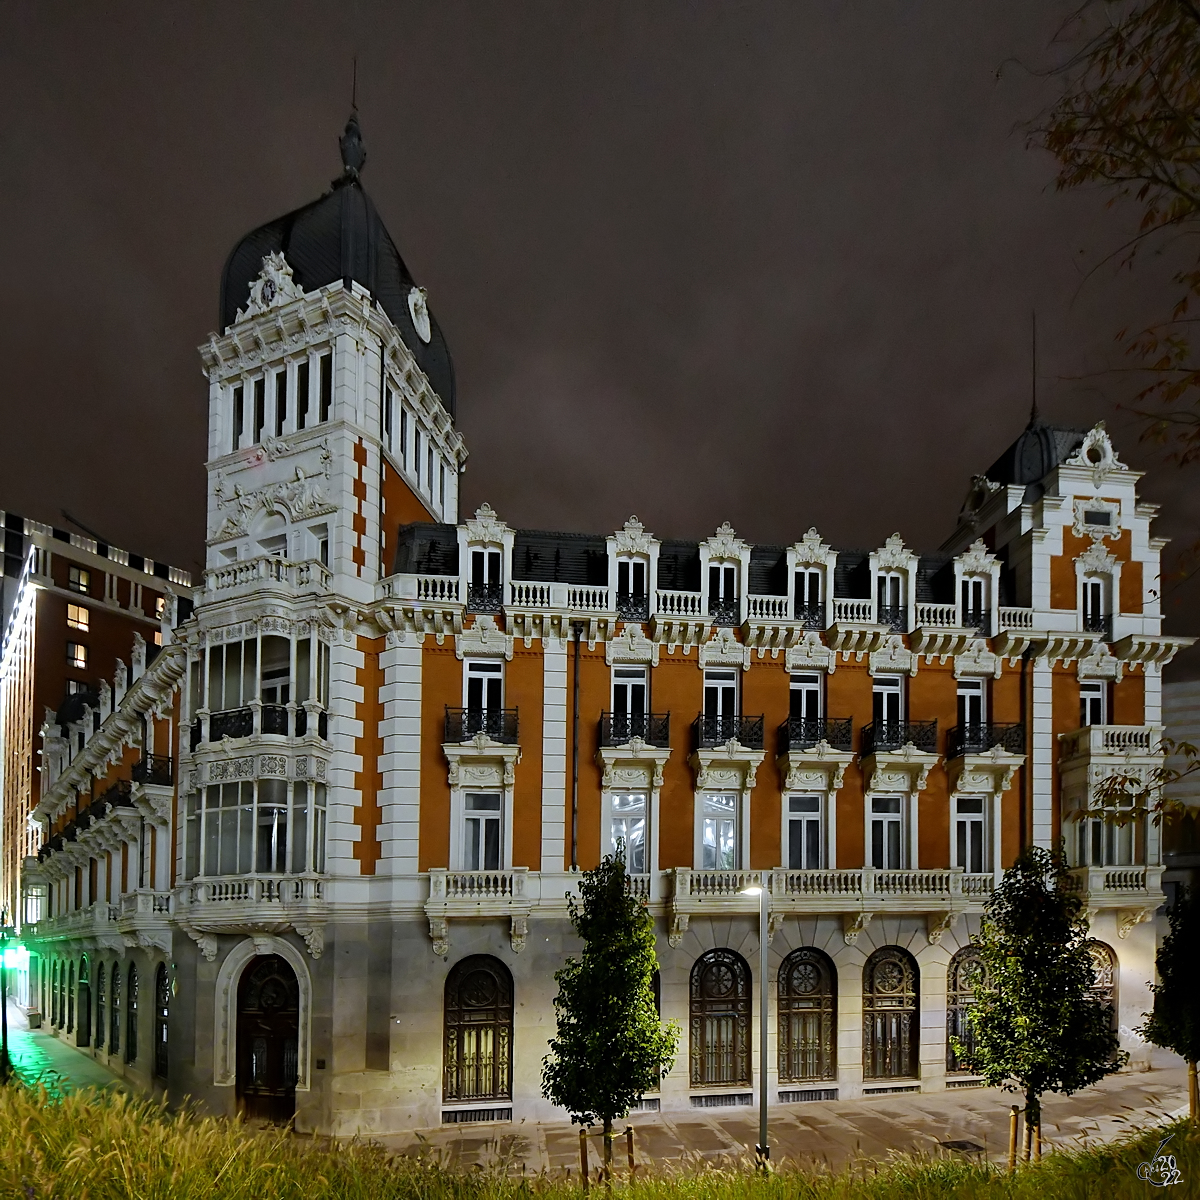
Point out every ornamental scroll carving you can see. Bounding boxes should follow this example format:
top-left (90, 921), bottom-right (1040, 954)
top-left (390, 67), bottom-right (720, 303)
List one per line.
top-left (613, 516), bottom-right (655, 556)
top-left (793, 527), bottom-right (832, 566)
top-left (705, 521), bottom-right (748, 560)
top-left (212, 458), bottom-right (335, 541)
top-left (464, 502), bottom-right (508, 544)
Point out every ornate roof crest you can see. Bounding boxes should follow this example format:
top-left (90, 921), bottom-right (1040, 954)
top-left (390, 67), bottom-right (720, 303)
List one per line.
top-left (1064, 422), bottom-right (1128, 487)
top-left (464, 502), bottom-right (508, 544)
top-left (793, 527), bottom-right (832, 566)
top-left (875, 533), bottom-right (915, 572)
top-left (705, 522), bottom-right (748, 560)
top-left (958, 539), bottom-right (997, 575)
top-left (613, 515), bottom-right (656, 556)
top-left (237, 252), bottom-right (304, 322)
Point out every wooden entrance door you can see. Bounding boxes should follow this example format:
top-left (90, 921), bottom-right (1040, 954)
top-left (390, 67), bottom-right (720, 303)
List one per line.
top-left (236, 955), bottom-right (299, 1123)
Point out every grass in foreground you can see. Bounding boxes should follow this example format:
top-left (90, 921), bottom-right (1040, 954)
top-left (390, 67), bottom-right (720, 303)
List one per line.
top-left (0, 1085), bottom-right (1193, 1200)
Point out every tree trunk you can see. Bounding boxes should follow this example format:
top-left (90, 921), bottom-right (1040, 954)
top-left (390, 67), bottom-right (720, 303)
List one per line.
top-left (1023, 1091), bottom-right (1040, 1162)
top-left (1189, 1060), bottom-right (1198, 1124)
top-left (603, 1116), bottom-right (613, 1180)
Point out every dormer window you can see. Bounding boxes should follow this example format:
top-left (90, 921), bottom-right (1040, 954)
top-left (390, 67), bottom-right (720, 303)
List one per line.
top-left (877, 572), bottom-right (904, 632)
top-left (468, 548), bottom-right (503, 613)
top-left (709, 563), bottom-right (739, 626)
top-left (617, 557), bottom-right (649, 621)
top-left (960, 576), bottom-right (989, 633)
top-left (795, 568), bottom-right (822, 628)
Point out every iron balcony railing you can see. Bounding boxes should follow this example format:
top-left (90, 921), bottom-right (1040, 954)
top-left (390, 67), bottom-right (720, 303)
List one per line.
top-left (131, 754), bottom-right (174, 786)
top-left (209, 707), bottom-right (253, 740)
top-left (1083, 611), bottom-right (1114, 640)
top-left (777, 716), bottom-right (853, 753)
top-left (947, 722), bottom-right (1025, 759)
top-left (861, 719), bottom-right (938, 755)
top-left (877, 604), bottom-right (907, 633)
top-left (794, 600), bottom-right (824, 629)
top-left (260, 704), bottom-right (290, 735)
top-left (444, 706), bottom-right (519, 744)
top-left (709, 597), bottom-right (740, 626)
top-left (961, 608), bottom-right (992, 634)
top-left (693, 713), bottom-right (765, 750)
top-left (600, 711), bottom-right (671, 748)
top-left (466, 582), bottom-right (504, 614)
top-left (616, 591), bottom-right (650, 622)
top-left (295, 707), bottom-right (330, 739)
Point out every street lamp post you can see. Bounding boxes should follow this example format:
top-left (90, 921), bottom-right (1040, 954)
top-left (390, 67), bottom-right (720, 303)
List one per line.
top-left (741, 882), bottom-right (770, 1169)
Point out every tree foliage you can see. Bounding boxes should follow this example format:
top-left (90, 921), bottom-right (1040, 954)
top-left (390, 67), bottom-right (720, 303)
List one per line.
top-left (1089, 735), bottom-right (1199, 826)
top-left (1036, 1), bottom-right (1200, 467)
top-left (961, 845), bottom-right (1126, 1134)
top-left (541, 853), bottom-right (679, 1163)
top-left (1141, 885), bottom-right (1200, 1118)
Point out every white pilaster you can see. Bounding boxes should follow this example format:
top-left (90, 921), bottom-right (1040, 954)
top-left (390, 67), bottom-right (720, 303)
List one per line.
top-left (541, 636), bottom-right (568, 871)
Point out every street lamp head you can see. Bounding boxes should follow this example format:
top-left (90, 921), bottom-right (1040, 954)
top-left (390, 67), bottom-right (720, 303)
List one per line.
top-left (740, 885), bottom-right (763, 896)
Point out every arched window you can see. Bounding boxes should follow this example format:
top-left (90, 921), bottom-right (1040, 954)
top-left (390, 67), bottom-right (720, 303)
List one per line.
top-left (67, 962), bottom-right (75, 1034)
top-left (110, 962), bottom-right (121, 1056)
top-left (778, 948), bottom-right (836, 1082)
top-left (946, 946), bottom-right (985, 1072)
top-left (443, 956), bottom-right (513, 1102)
top-left (154, 964), bottom-right (170, 1080)
top-left (126, 964), bottom-right (139, 1064)
top-left (1087, 940), bottom-right (1118, 1030)
top-left (863, 946), bottom-right (919, 1079)
top-left (78, 957), bottom-right (91, 1048)
top-left (689, 949), bottom-right (751, 1088)
top-left (95, 961), bottom-right (106, 1051)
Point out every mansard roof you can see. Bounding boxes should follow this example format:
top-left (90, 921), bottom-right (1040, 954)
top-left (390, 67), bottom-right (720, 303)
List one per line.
top-left (219, 114), bottom-right (456, 417)
top-left (984, 413), bottom-right (1087, 494)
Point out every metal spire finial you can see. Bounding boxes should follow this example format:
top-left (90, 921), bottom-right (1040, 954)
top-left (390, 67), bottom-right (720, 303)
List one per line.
top-left (1029, 310), bottom-right (1040, 427)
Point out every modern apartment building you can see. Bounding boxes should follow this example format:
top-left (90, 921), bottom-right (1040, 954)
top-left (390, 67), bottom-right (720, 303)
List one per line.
top-left (14, 115), bottom-right (1194, 1133)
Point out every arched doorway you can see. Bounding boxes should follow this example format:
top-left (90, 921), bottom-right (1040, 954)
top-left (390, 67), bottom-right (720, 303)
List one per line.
top-left (689, 949), bottom-right (751, 1087)
top-left (443, 955), bottom-right (514, 1102)
top-left (778, 947), bottom-right (836, 1082)
top-left (946, 945), bottom-right (984, 1072)
top-left (1086, 940), bottom-right (1118, 1030)
top-left (236, 954), bottom-right (300, 1122)
top-left (78, 957), bottom-right (91, 1048)
top-left (862, 946), bottom-right (919, 1079)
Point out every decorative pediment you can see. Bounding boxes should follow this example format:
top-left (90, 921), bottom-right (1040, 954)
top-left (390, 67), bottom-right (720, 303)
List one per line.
top-left (613, 515), bottom-right (655, 556)
top-left (689, 741), bottom-right (765, 794)
top-left (455, 614), bottom-right (514, 660)
top-left (785, 630), bottom-right (833, 673)
top-left (606, 622), bottom-right (658, 666)
top-left (947, 744), bottom-right (1024, 797)
top-left (699, 626), bottom-right (749, 669)
top-left (443, 734), bottom-right (521, 790)
top-left (236, 252), bottom-right (305, 321)
top-left (954, 638), bottom-right (1001, 679)
top-left (464, 502), bottom-right (508, 545)
top-left (793, 527), bottom-right (832, 567)
top-left (958, 539), bottom-right (997, 575)
top-left (211, 463), bottom-right (335, 542)
top-left (704, 521), bottom-right (748, 560)
top-left (1063, 422), bottom-right (1128, 487)
top-left (778, 741), bottom-right (854, 793)
top-left (869, 633), bottom-right (916, 677)
top-left (1078, 641), bottom-right (1122, 682)
top-left (875, 533), bottom-right (916, 572)
top-left (597, 738), bottom-right (671, 791)
top-left (864, 743), bottom-right (939, 795)
top-left (1076, 541), bottom-right (1117, 575)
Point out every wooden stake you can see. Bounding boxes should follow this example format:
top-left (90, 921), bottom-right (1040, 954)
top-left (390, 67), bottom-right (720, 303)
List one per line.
top-left (1008, 1106), bottom-right (1020, 1172)
top-left (580, 1128), bottom-right (589, 1192)
top-left (625, 1126), bottom-right (635, 1173)
top-left (1034, 1122), bottom-right (1041, 1160)
top-left (1189, 1060), bottom-right (1198, 1124)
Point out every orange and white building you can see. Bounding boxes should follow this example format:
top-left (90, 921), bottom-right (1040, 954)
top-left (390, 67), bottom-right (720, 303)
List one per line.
top-left (11, 115), bottom-right (1194, 1132)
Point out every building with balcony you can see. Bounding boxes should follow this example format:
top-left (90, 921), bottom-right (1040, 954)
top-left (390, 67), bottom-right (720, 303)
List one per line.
top-left (4, 114), bottom-right (1195, 1132)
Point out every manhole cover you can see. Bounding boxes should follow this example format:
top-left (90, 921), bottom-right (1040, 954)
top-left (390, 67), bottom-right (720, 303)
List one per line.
top-left (939, 1140), bottom-right (986, 1154)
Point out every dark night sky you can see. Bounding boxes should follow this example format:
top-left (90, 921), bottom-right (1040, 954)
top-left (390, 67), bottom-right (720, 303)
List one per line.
top-left (1, 2), bottom-right (1196, 675)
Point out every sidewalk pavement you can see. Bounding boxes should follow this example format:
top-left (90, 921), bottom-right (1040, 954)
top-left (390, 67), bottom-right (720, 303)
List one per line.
top-left (379, 1063), bottom-right (1190, 1173)
top-left (3, 1000), bottom-right (127, 1095)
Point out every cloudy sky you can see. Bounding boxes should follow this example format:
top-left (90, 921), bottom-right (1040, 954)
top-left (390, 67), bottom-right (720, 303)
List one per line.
top-left (2, 2), bottom-right (1195, 672)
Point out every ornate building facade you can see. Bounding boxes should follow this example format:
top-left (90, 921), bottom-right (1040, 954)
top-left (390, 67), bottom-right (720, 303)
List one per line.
top-left (12, 116), bottom-right (1194, 1134)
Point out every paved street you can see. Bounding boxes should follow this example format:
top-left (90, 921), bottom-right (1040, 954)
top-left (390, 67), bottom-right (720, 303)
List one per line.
top-left (380, 1063), bottom-right (1190, 1173)
top-left (8, 998), bottom-right (1186, 1174)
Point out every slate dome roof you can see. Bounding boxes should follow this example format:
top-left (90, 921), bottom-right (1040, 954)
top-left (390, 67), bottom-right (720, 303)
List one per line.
top-left (984, 409), bottom-right (1086, 497)
top-left (219, 113), bottom-right (456, 417)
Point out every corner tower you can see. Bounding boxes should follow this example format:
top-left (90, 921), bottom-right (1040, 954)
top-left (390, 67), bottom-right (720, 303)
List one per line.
top-left (199, 113), bottom-right (467, 600)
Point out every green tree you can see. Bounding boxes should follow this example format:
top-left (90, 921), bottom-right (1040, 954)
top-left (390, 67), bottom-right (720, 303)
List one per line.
top-left (541, 852), bottom-right (679, 1173)
top-left (959, 845), bottom-right (1126, 1158)
top-left (1036, 1), bottom-right (1200, 467)
top-left (1141, 885), bottom-right (1200, 1121)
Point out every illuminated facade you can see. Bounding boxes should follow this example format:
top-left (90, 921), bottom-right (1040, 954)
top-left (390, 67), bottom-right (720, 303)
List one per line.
top-left (15, 116), bottom-right (1194, 1131)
